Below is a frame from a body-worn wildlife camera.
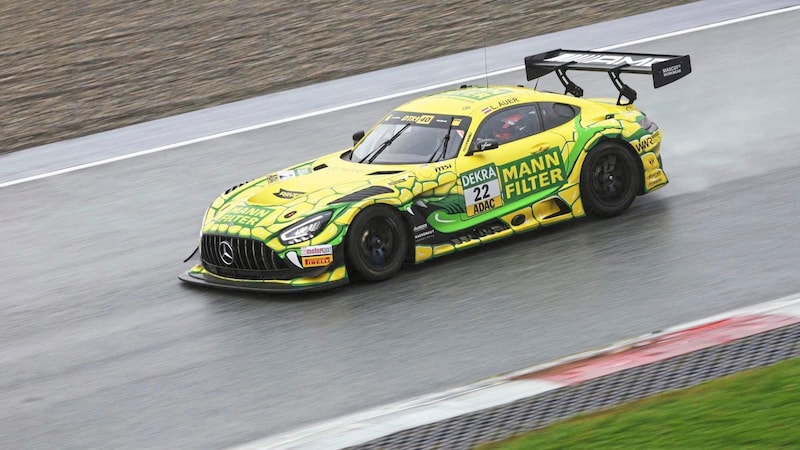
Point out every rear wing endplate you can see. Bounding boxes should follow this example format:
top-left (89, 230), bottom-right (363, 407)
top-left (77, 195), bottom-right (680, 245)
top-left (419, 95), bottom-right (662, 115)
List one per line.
top-left (524, 49), bottom-right (691, 105)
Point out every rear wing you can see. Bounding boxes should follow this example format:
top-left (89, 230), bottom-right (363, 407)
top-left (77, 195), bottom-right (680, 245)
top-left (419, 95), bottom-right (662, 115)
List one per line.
top-left (524, 49), bottom-right (691, 105)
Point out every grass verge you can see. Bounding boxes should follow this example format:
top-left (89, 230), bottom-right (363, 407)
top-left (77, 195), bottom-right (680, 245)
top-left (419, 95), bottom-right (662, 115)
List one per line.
top-left (481, 357), bottom-right (800, 449)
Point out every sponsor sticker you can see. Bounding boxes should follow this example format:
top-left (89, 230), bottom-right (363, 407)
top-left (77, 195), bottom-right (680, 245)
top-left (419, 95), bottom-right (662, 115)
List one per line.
top-left (434, 163), bottom-right (453, 172)
top-left (498, 147), bottom-right (565, 202)
top-left (414, 229), bottom-right (435, 241)
top-left (274, 188), bottom-right (304, 199)
top-left (631, 130), bottom-right (662, 154)
top-left (302, 255), bottom-right (333, 267)
top-left (301, 245), bottom-right (333, 257)
top-left (217, 206), bottom-right (272, 226)
top-left (400, 114), bottom-right (435, 124)
top-left (461, 164), bottom-right (504, 217)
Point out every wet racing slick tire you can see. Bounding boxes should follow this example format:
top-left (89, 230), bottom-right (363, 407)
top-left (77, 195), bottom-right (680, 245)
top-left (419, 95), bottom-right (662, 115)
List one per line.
top-left (580, 142), bottom-right (641, 217)
top-left (345, 205), bottom-right (409, 282)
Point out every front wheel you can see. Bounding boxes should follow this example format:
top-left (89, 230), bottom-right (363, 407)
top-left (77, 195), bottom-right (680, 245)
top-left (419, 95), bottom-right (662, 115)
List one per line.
top-left (345, 205), bottom-right (409, 282)
top-left (580, 142), bottom-right (641, 217)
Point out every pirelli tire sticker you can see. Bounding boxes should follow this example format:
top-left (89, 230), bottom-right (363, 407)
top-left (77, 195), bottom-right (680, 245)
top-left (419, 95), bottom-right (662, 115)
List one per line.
top-left (301, 244), bottom-right (333, 267)
top-left (461, 164), bottom-right (504, 217)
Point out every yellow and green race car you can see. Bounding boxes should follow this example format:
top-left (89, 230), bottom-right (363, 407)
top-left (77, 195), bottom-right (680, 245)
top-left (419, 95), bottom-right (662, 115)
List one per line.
top-left (180, 49), bottom-right (691, 292)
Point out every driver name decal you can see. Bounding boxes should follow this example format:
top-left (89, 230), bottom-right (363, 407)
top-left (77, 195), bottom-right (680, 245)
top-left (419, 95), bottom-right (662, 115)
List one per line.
top-left (499, 147), bottom-right (565, 201)
top-left (461, 164), bottom-right (504, 217)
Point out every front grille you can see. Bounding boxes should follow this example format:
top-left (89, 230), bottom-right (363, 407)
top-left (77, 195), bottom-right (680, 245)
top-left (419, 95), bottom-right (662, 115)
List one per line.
top-left (201, 234), bottom-right (291, 280)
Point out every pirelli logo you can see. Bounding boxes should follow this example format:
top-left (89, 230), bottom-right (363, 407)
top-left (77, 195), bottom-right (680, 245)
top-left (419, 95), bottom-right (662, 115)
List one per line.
top-left (302, 255), bottom-right (333, 267)
top-left (300, 244), bottom-right (333, 267)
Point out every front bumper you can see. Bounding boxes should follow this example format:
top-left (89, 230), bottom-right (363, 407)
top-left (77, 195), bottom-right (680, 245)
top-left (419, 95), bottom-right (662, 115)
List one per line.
top-left (182, 232), bottom-right (350, 292)
top-left (179, 264), bottom-right (349, 293)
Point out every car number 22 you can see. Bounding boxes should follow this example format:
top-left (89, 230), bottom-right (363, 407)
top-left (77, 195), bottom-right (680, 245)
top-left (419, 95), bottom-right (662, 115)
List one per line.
top-left (464, 178), bottom-right (503, 217)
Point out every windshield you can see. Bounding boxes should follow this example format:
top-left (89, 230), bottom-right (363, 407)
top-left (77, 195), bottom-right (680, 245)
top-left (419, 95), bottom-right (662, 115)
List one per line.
top-left (351, 112), bottom-right (471, 164)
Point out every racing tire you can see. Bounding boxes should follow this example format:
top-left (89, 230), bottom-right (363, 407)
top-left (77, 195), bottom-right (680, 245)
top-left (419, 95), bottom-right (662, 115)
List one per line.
top-left (345, 205), bottom-right (409, 282)
top-left (579, 142), bottom-right (641, 218)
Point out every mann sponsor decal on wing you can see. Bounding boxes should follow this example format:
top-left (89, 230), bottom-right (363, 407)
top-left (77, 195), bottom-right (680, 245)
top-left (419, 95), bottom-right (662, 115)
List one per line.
top-left (499, 147), bottom-right (565, 202)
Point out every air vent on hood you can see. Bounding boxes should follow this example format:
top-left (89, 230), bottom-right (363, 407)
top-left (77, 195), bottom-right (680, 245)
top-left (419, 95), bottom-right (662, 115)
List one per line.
top-left (313, 163), bottom-right (328, 171)
top-left (223, 178), bottom-right (255, 195)
top-left (329, 186), bottom-right (394, 204)
top-left (367, 170), bottom-right (403, 175)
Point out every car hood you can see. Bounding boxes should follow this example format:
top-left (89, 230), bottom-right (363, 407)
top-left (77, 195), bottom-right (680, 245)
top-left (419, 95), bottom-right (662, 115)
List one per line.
top-left (247, 163), bottom-right (403, 206)
top-left (204, 152), bottom-right (457, 240)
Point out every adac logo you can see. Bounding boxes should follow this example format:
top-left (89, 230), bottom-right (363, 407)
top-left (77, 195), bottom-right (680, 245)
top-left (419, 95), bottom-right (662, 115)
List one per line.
top-left (273, 188), bottom-right (305, 199)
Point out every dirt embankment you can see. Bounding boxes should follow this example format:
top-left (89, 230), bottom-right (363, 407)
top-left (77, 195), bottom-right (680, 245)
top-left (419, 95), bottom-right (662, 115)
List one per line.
top-left (1, 1), bottom-right (694, 153)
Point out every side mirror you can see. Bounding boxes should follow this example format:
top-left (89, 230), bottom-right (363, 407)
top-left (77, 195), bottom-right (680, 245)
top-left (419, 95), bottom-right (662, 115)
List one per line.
top-left (352, 130), bottom-right (365, 145)
top-left (466, 138), bottom-right (499, 156)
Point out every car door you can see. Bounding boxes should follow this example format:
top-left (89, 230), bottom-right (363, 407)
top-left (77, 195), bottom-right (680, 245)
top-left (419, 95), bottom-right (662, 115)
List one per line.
top-left (453, 103), bottom-right (569, 227)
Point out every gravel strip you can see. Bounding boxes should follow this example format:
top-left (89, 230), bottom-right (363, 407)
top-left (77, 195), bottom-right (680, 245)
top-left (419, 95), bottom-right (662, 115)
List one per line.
top-left (1, 1), bottom-right (693, 153)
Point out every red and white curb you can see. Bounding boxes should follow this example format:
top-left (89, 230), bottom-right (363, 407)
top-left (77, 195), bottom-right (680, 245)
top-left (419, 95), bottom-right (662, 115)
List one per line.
top-left (228, 294), bottom-right (800, 450)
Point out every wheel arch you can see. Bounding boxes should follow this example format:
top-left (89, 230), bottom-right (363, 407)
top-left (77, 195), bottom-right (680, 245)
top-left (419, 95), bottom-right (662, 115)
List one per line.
top-left (587, 136), bottom-right (646, 195)
top-left (346, 200), bottom-right (416, 266)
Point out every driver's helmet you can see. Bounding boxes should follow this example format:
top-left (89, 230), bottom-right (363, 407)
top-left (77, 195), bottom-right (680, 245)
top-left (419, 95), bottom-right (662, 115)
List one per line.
top-left (491, 112), bottom-right (525, 141)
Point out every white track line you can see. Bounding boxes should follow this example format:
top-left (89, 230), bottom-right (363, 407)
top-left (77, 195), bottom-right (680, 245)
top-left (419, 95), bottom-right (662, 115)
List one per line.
top-left (2, 4), bottom-right (798, 189)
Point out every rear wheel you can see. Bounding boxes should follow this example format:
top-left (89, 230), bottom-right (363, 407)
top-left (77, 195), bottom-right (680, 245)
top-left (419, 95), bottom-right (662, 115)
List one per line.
top-left (345, 205), bottom-right (408, 281)
top-left (580, 142), bottom-right (641, 217)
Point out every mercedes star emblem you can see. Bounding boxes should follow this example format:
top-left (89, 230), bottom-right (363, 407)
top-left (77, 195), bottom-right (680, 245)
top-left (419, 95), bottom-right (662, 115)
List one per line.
top-left (219, 241), bottom-right (234, 265)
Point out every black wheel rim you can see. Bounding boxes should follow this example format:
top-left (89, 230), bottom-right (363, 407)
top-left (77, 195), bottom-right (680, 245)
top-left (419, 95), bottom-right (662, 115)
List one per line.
top-left (590, 152), bottom-right (630, 204)
top-left (358, 217), bottom-right (398, 270)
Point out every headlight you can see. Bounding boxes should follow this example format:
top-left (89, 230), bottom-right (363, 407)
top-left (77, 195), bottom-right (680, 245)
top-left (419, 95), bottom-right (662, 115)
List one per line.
top-left (279, 211), bottom-right (333, 245)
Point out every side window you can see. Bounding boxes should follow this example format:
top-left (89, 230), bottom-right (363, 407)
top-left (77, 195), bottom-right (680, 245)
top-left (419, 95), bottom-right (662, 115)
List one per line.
top-left (475, 105), bottom-right (542, 146)
top-left (540, 102), bottom-right (579, 130)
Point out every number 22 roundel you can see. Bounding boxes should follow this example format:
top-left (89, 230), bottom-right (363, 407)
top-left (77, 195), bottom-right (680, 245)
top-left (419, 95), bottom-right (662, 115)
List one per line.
top-left (460, 164), bottom-right (504, 217)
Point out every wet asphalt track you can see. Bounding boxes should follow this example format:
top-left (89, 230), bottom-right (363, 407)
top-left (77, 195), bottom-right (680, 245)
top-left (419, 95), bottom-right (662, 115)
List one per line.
top-left (1, 5), bottom-right (800, 450)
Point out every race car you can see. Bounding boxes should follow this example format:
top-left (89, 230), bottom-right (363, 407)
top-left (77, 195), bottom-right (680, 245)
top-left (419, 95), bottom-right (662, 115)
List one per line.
top-left (179, 49), bottom-right (691, 292)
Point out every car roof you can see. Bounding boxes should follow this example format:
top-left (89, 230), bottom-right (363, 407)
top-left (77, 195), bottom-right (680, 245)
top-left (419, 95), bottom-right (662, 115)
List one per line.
top-left (395, 85), bottom-right (578, 118)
